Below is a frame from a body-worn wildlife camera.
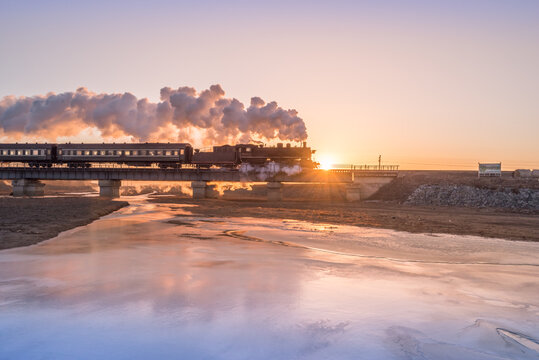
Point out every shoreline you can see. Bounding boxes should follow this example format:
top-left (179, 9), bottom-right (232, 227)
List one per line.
top-left (150, 197), bottom-right (539, 242)
top-left (0, 197), bottom-right (129, 250)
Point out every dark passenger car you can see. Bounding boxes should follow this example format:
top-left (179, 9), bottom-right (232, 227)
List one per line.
top-left (0, 143), bottom-right (56, 167)
top-left (56, 143), bottom-right (193, 168)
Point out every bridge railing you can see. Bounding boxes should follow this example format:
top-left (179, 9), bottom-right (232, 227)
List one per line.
top-left (329, 165), bottom-right (399, 172)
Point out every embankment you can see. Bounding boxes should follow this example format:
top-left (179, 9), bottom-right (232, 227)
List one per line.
top-left (406, 185), bottom-right (539, 211)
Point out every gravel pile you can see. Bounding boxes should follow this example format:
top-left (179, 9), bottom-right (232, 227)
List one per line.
top-left (405, 185), bottom-right (539, 211)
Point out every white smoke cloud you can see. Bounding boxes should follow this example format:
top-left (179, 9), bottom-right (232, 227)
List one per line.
top-left (0, 85), bottom-right (307, 145)
top-left (240, 161), bottom-right (303, 181)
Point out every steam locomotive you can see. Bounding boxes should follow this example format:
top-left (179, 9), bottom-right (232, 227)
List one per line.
top-left (0, 142), bottom-right (315, 169)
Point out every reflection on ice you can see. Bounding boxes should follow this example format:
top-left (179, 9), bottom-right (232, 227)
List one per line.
top-left (0, 198), bottom-right (538, 359)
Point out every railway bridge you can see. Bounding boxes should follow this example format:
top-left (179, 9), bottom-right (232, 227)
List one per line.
top-left (0, 164), bottom-right (399, 201)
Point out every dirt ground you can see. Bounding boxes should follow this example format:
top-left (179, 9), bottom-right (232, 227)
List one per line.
top-left (150, 197), bottom-right (539, 242)
top-left (0, 197), bottom-right (128, 250)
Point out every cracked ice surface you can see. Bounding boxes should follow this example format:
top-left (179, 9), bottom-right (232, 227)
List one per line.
top-left (0, 198), bottom-right (538, 359)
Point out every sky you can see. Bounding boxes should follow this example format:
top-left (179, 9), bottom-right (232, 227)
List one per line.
top-left (0, 0), bottom-right (538, 169)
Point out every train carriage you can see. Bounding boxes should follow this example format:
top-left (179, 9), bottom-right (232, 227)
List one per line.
top-left (0, 143), bottom-right (56, 167)
top-left (56, 143), bottom-right (193, 168)
top-left (0, 141), bottom-right (315, 169)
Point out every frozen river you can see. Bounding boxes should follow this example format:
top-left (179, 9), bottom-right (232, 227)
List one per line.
top-left (1, 197), bottom-right (538, 359)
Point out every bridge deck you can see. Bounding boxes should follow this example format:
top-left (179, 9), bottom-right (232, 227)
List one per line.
top-left (0, 165), bottom-right (398, 183)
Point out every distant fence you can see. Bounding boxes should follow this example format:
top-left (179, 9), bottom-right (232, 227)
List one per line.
top-left (331, 165), bottom-right (399, 171)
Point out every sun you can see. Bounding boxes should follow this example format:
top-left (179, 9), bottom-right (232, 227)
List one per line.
top-left (318, 155), bottom-right (334, 170)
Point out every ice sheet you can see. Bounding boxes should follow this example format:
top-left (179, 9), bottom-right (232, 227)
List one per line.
top-left (0, 198), bottom-right (538, 359)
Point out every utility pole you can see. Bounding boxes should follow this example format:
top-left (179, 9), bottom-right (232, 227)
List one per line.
top-left (378, 155), bottom-right (381, 170)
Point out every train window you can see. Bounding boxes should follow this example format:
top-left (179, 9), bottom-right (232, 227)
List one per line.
top-left (180, 149), bottom-right (184, 155)
top-left (137, 150), bottom-right (142, 155)
top-left (76, 150), bottom-right (82, 156)
top-left (16, 150), bottom-right (21, 155)
top-left (128, 150), bottom-right (133, 156)
top-left (47, 150), bottom-right (51, 155)
top-left (165, 150), bottom-right (171, 156)
top-left (154, 150), bottom-right (160, 156)
top-left (147, 150), bottom-right (152, 156)
top-left (84, 150), bottom-right (89, 155)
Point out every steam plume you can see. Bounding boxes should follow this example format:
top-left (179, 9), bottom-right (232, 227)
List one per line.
top-left (0, 85), bottom-right (307, 145)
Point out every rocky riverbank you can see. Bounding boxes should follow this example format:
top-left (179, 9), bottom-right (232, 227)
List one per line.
top-left (405, 185), bottom-right (539, 212)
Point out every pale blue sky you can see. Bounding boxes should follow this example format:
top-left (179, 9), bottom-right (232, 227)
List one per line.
top-left (1, 0), bottom-right (538, 168)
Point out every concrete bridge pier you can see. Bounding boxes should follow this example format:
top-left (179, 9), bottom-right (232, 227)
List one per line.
top-left (191, 181), bottom-right (207, 199)
top-left (345, 184), bottom-right (361, 202)
top-left (267, 182), bottom-right (282, 201)
top-left (12, 179), bottom-right (45, 197)
top-left (352, 176), bottom-right (394, 199)
top-left (190, 182), bottom-right (219, 199)
top-left (99, 180), bottom-right (121, 198)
